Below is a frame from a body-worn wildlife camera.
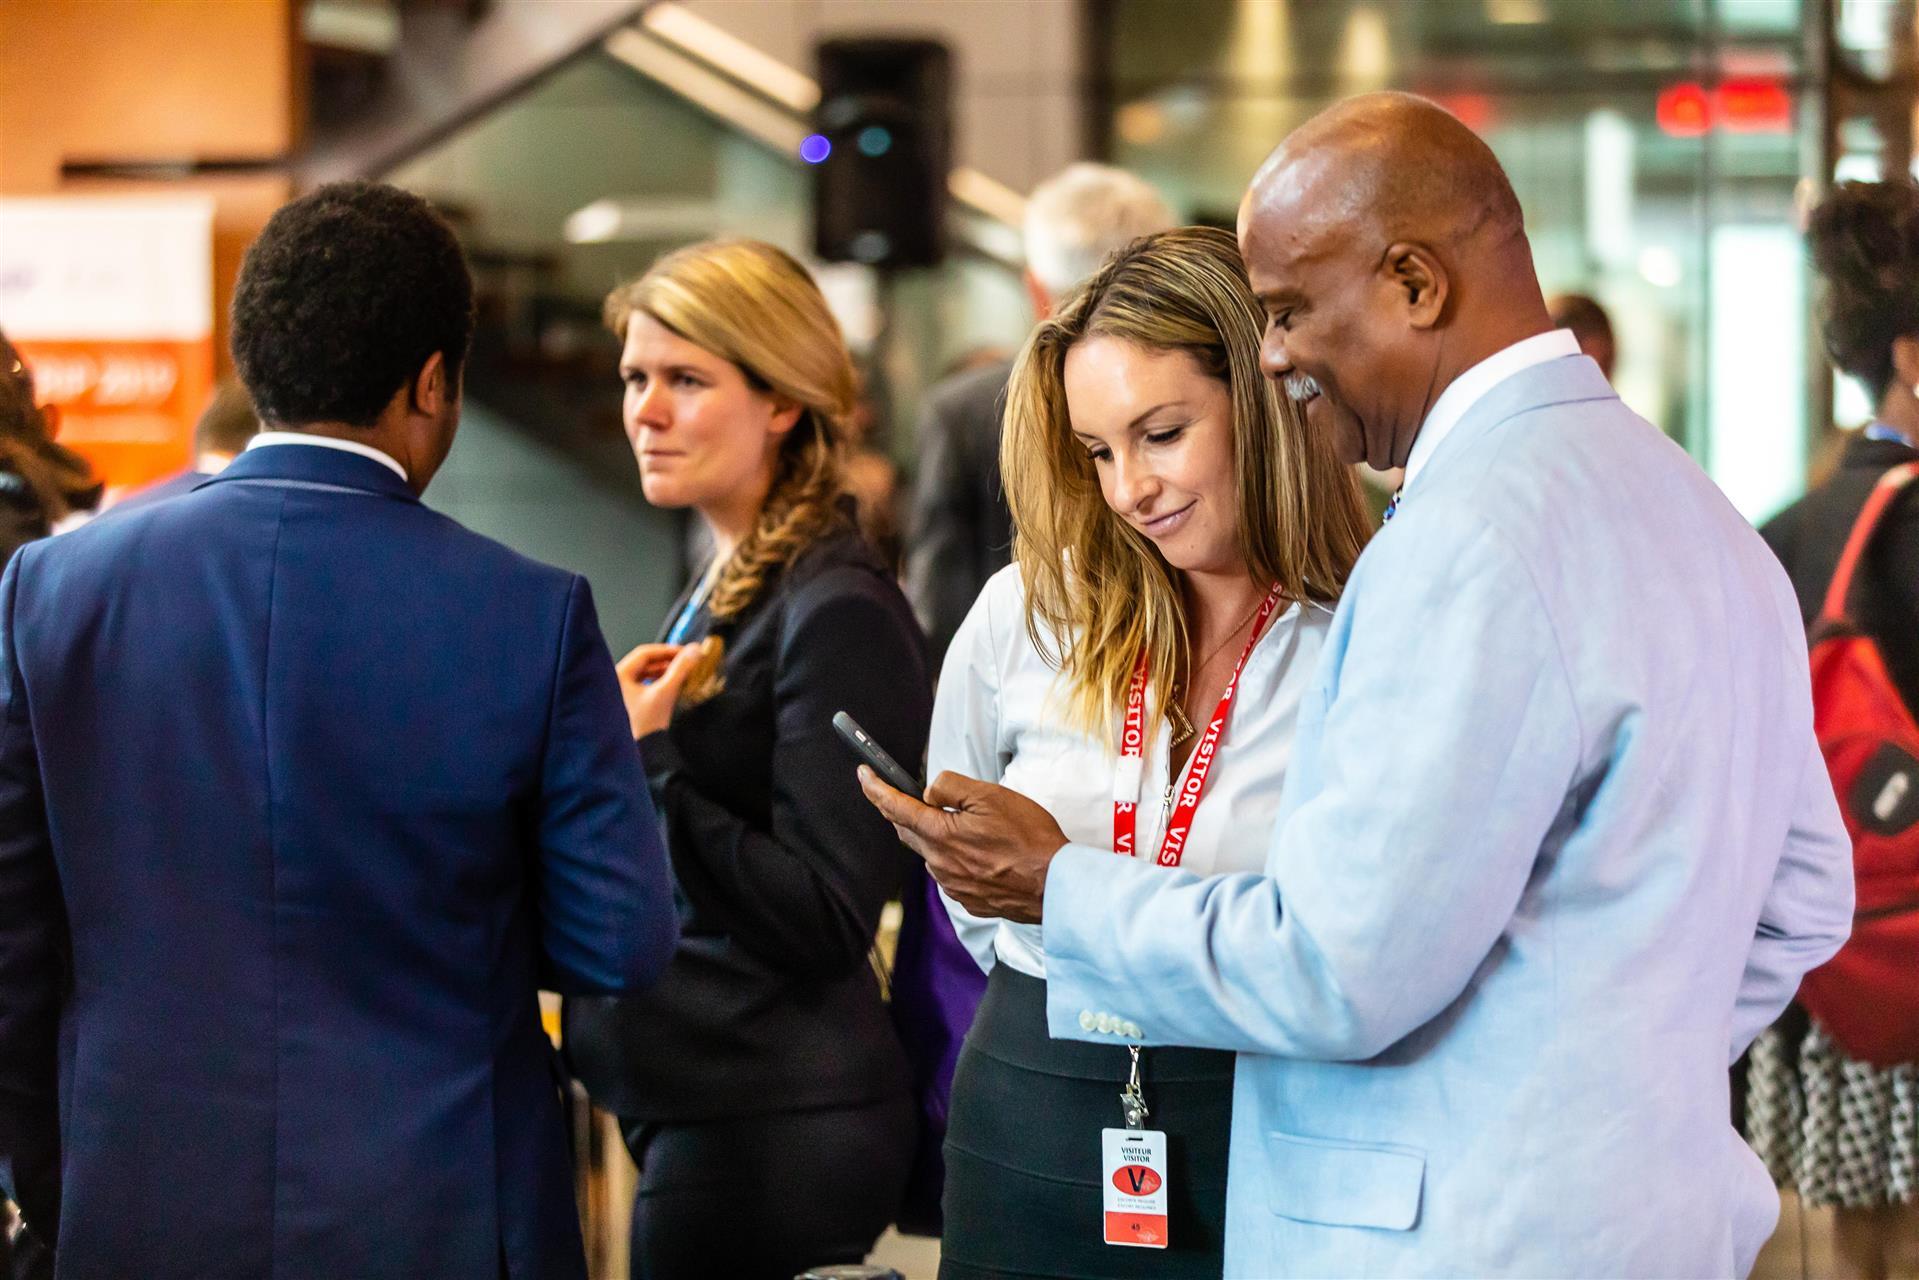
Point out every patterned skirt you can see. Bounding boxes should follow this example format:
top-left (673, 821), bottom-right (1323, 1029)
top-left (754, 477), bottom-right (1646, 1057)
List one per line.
top-left (1746, 1013), bottom-right (1919, 1209)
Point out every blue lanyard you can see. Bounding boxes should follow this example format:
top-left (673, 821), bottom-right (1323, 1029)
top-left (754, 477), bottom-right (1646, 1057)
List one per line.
top-left (667, 563), bottom-right (720, 645)
top-left (1863, 422), bottom-right (1912, 446)
top-left (666, 601), bottom-right (701, 646)
top-left (666, 590), bottom-right (707, 645)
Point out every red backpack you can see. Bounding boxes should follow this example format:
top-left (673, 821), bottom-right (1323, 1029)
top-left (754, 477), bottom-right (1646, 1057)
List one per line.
top-left (1795, 461), bottom-right (1919, 1068)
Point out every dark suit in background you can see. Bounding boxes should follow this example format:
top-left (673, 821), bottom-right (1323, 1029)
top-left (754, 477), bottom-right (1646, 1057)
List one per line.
top-left (0, 441), bottom-right (677, 1279)
top-left (565, 520), bottom-right (929, 1278)
top-left (904, 358), bottom-right (1014, 667)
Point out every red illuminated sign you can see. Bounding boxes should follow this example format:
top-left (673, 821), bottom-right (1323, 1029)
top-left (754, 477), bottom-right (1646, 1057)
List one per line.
top-left (1657, 83), bottom-right (1712, 137)
top-left (1657, 79), bottom-right (1793, 138)
top-left (1718, 78), bottom-right (1793, 133)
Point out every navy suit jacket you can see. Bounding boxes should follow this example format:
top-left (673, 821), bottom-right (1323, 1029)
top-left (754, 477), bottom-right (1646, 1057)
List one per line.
top-left (103, 466), bottom-right (217, 516)
top-left (0, 442), bottom-right (677, 1279)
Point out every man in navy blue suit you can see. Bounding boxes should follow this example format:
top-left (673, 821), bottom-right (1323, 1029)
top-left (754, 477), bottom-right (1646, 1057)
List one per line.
top-left (0, 181), bottom-right (678, 1279)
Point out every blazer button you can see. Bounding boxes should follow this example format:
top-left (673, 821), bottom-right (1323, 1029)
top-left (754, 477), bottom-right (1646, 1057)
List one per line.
top-left (1096, 1012), bottom-right (1115, 1033)
top-left (1079, 1010), bottom-right (1096, 1031)
top-left (1123, 1020), bottom-right (1142, 1038)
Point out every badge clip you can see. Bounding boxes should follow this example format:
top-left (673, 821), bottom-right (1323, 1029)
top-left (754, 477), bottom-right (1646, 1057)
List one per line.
top-left (1102, 1046), bottom-right (1169, 1249)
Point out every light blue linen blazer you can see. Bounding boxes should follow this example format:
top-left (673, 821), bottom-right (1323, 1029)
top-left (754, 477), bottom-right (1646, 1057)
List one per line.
top-left (1040, 355), bottom-right (1854, 1278)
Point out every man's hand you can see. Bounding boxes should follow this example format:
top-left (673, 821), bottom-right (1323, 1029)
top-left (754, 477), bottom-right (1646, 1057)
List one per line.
top-left (858, 768), bottom-right (1068, 924)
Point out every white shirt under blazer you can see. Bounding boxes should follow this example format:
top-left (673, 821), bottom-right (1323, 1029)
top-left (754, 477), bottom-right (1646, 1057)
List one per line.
top-left (929, 563), bottom-right (1332, 986)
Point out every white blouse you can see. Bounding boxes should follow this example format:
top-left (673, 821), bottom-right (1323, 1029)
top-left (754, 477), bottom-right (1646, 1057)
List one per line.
top-left (928, 564), bottom-right (1332, 980)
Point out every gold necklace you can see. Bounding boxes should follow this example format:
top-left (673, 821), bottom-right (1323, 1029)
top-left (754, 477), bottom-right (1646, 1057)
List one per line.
top-left (1168, 594), bottom-right (1269, 747)
top-left (1168, 700), bottom-right (1197, 747)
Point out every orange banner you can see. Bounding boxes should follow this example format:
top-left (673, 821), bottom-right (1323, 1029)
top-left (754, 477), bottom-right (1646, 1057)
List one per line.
top-left (1, 196), bottom-right (216, 495)
top-left (12, 338), bottom-right (209, 491)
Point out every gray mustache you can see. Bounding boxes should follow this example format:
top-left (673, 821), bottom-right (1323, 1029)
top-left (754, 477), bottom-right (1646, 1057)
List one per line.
top-left (1282, 373), bottom-right (1322, 403)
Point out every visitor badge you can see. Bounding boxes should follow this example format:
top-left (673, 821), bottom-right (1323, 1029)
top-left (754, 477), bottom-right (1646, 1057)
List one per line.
top-left (1101, 1127), bottom-right (1169, 1248)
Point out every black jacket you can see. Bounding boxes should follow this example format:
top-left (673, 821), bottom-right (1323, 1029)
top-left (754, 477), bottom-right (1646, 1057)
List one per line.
top-left (904, 358), bottom-right (1015, 667)
top-left (564, 520), bottom-right (931, 1120)
top-left (1762, 432), bottom-right (1919, 712)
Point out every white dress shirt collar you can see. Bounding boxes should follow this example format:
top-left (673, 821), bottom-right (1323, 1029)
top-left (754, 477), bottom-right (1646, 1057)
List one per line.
top-left (246, 431), bottom-right (409, 483)
top-left (1401, 328), bottom-right (1582, 493)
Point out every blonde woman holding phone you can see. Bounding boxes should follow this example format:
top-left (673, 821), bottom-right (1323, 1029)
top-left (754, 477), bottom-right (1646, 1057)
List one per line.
top-left (920, 227), bottom-right (1368, 1278)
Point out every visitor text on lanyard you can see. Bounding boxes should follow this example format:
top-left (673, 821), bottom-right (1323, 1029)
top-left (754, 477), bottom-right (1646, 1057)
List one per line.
top-left (1113, 582), bottom-right (1284, 867)
top-left (1099, 582), bottom-right (1282, 1253)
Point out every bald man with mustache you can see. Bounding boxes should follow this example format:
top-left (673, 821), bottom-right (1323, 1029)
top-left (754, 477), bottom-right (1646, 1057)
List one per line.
top-left (862, 93), bottom-right (1852, 1277)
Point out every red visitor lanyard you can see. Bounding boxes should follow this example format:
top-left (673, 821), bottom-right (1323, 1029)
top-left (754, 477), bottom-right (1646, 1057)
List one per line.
top-left (1114, 583), bottom-right (1284, 867)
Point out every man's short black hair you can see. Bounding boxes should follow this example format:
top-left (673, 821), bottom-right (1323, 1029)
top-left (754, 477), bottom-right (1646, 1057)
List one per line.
top-left (231, 181), bottom-right (474, 429)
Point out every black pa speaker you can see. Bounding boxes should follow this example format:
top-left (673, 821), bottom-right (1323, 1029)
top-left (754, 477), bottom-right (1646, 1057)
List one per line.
top-left (811, 38), bottom-right (952, 269)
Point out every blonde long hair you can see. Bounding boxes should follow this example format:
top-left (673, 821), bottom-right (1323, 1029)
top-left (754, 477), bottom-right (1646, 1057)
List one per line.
top-left (605, 239), bottom-right (855, 627)
top-left (1003, 226), bottom-right (1370, 744)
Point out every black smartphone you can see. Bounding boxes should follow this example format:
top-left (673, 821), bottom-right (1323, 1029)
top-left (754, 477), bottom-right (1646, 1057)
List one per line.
top-left (832, 711), bottom-right (923, 796)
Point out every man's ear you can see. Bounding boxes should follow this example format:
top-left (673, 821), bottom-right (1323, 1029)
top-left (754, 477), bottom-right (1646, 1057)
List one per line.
top-left (409, 351), bottom-right (449, 417)
top-left (1383, 242), bottom-right (1449, 331)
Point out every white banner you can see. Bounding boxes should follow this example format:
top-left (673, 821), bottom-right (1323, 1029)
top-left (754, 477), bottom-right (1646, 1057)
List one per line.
top-left (0, 197), bottom-right (215, 341)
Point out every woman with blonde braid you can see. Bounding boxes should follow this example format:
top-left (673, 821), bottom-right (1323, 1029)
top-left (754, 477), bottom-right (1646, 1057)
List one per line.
top-left (926, 227), bottom-right (1369, 1278)
top-left (563, 239), bottom-right (927, 1277)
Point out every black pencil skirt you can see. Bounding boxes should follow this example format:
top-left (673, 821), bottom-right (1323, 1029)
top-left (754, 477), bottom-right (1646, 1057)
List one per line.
top-left (620, 1093), bottom-right (916, 1280)
top-left (939, 965), bottom-right (1234, 1280)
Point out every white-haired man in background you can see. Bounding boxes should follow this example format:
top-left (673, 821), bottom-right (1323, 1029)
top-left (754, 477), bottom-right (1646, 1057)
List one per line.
top-left (905, 163), bottom-right (1175, 665)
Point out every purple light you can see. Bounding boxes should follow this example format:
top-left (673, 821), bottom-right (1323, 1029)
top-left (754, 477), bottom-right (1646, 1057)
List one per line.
top-left (800, 134), bottom-right (832, 164)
